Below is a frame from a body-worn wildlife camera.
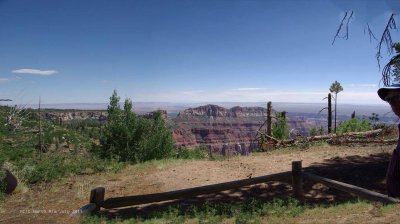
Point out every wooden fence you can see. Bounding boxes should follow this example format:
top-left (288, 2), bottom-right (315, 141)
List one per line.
top-left (72, 160), bottom-right (400, 216)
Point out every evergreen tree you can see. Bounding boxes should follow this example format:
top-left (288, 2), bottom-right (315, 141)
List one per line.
top-left (107, 90), bottom-right (121, 122)
top-left (99, 91), bottom-right (175, 163)
top-left (272, 111), bottom-right (289, 140)
top-left (329, 81), bottom-right (343, 133)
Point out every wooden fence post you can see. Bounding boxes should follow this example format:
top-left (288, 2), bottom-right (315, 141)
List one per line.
top-left (90, 187), bottom-right (105, 212)
top-left (292, 161), bottom-right (303, 199)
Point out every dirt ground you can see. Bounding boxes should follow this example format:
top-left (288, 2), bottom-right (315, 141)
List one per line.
top-left (0, 143), bottom-right (397, 224)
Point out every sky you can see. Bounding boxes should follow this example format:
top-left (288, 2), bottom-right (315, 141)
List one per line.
top-left (0, 0), bottom-right (400, 105)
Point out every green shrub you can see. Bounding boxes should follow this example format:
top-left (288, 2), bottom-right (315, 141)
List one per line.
top-left (0, 169), bottom-right (6, 201)
top-left (176, 147), bottom-right (207, 160)
top-left (18, 153), bottom-right (125, 184)
top-left (309, 127), bottom-right (317, 137)
top-left (337, 118), bottom-right (371, 134)
top-left (272, 112), bottom-right (289, 140)
top-left (0, 105), bottom-right (125, 185)
top-left (98, 91), bottom-right (175, 163)
top-left (80, 198), bottom-right (306, 223)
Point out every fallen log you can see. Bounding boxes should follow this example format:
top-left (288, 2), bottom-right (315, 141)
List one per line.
top-left (328, 138), bottom-right (397, 145)
top-left (307, 129), bottom-right (383, 141)
top-left (257, 129), bottom-right (385, 149)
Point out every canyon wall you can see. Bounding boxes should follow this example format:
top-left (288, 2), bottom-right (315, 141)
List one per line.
top-left (171, 104), bottom-right (323, 155)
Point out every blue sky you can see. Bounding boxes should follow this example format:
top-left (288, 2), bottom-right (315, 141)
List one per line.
top-left (0, 0), bottom-right (399, 105)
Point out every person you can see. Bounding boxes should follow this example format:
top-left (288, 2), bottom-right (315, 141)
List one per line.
top-left (378, 83), bottom-right (400, 197)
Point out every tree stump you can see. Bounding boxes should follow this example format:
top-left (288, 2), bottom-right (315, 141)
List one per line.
top-left (3, 169), bottom-right (18, 194)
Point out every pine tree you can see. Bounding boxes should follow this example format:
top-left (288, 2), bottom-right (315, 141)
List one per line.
top-left (272, 111), bottom-right (289, 140)
top-left (329, 81), bottom-right (343, 133)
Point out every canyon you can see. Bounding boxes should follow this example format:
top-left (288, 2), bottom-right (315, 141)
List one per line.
top-left (38, 102), bottom-right (394, 155)
top-left (171, 104), bottom-right (323, 155)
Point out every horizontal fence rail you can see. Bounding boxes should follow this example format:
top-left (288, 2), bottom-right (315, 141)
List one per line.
top-left (303, 172), bottom-right (400, 203)
top-left (77, 160), bottom-right (400, 216)
top-left (102, 171), bottom-right (291, 209)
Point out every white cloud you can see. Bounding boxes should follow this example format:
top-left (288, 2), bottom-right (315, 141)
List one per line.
top-left (12, 69), bottom-right (58, 76)
top-left (0, 78), bottom-right (9, 84)
top-left (233, 88), bottom-right (265, 91)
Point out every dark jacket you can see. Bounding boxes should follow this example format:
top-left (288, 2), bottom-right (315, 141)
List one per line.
top-left (386, 134), bottom-right (400, 197)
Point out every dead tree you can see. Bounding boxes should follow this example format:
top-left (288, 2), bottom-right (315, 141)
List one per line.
top-left (256, 101), bottom-right (275, 150)
top-left (328, 93), bottom-right (332, 133)
top-left (351, 111), bottom-right (356, 119)
top-left (37, 98), bottom-right (46, 153)
top-left (332, 10), bottom-right (354, 45)
top-left (4, 105), bottom-right (27, 133)
top-left (320, 93), bottom-right (333, 134)
top-left (267, 101), bottom-right (272, 137)
top-left (332, 11), bottom-right (398, 85)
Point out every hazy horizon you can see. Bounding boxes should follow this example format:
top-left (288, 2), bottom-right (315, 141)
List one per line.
top-left (1, 101), bottom-right (392, 117)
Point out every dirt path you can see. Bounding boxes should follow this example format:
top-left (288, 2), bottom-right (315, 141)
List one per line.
top-left (0, 144), bottom-right (395, 223)
top-left (149, 144), bottom-right (391, 191)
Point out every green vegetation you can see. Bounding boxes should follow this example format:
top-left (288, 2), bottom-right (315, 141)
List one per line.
top-left (81, 198), bottom-right (307, 224)
top-left (0, 90), bottom-right (185, 186)
top-left (0, 105), bottom-right (125, 185)
top-left (309, 127), bottom-right (317, 137)
top-left (272, 112), bottom-right (289, 140)
top-left (383, 42), bottom-right (400, 85)
top-left (176, 147), bottom-right (207, 160)
top-left (329, 81), bottom-right (344, 133)
top-left (94, 90), bottom-right (175, 163)
top-left (0, 169), bottom-right (6, 201)
top-left (80, 198), bottom-right (392, 224)
top-left (309, 126), bottom-right (325, 137)
top-left (337, 118), bottom-right (371, 134)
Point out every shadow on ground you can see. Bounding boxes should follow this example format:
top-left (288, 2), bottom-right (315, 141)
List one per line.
top-left (96, 151), bottom-right (393, 220)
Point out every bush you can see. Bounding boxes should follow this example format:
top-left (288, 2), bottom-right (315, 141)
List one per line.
top-left (309, 127), bottom-right (317, 137)
top-left (337, 118), bottom-right (371, 134)
top-left (0, 170), bottom-right (6, 201)
top-left (81, 198), bottom-right (306, 223)
top-left (18, 153), bottom-right (124, 184)
top-left (0, 105), bottom-right (126, 185)
top-left (272, 112), bottom-right (289, 140)
top-left (98, 91), bottom-right (175, 163)
top-left (176, 147), bottom-right (207, 160)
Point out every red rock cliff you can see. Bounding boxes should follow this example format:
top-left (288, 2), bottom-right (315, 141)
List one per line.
top-left (172, 104), bottom-right (268, 155)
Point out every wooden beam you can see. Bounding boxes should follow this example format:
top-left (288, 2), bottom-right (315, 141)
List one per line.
top-left (102, 171), bottom-right (291, 209)
top-left (90, 187), bottom-right (105, 212)
top-left (69, 203), bottom-right (97, 217)
top-left (303, 172), bottom-right (400, 204)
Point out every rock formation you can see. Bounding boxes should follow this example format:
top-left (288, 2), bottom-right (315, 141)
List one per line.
top-left (172, 104), bottom-right (324, 155)
top-left (172, 104), bottom-right (267, 155)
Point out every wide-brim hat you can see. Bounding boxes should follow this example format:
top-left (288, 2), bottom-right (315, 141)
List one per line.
top-left (377, 83), bottom-right (400, 101)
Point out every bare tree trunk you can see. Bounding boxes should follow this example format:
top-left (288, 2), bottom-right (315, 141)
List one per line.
top-left (328, 93), bottom-right (332, 134)
top-left (334, 93), bottom-right (337, 133)
top-left (267, 101), bottom-right (272, 137)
